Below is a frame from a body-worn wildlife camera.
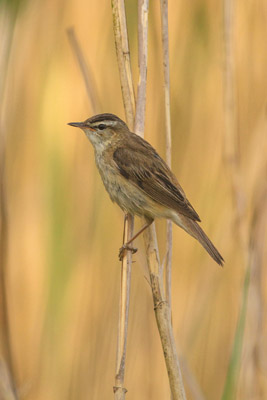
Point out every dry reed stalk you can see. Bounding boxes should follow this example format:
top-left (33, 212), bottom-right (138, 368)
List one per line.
top-left (159, 0), bottom-right (173, 308)
top-left (113, 214), bottom-right (134, 400)
top-left (111, 0), bottom-right (135, 129)
top-left (135, 1), bottom-right (186, 398)
top-left (158, 3), bottom-right (202, 395)
top-left (111, 1), bottom-right (135, 398)
top-left (135, 0), bottom-right (149, 135)
top-left (0, 15), bottom-right (18, 400)
top-left (143, 226), bottom-right (186, 399)
top-left (0, 145), bottom-right (18, 400)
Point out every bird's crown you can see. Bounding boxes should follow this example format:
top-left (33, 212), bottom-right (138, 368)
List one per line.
top-left (85, 113), bottom-right (128, 131)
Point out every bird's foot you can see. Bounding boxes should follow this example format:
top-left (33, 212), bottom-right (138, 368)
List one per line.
top-left (119, 244), bottom-right (138, 261)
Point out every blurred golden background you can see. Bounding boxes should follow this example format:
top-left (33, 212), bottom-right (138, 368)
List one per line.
top-left (1, 0), bottom-right (267, 399)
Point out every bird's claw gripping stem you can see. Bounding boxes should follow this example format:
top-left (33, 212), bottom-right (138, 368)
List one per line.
top-left (119, 244), bottom-right (138, 261)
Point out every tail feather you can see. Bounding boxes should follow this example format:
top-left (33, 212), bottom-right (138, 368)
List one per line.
top-left (174, 215), bottom-right (224, 266)
top-left (191, 222), bottom-right (224, 266)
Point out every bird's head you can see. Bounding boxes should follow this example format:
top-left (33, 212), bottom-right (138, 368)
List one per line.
top-left (68, 113), bottom-right (128, 151)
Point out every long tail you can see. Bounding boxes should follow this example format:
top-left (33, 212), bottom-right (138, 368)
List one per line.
top-left (174, 215), bottom-right (224, 266)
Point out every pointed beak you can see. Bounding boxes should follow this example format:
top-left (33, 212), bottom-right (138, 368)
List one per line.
top-left (68, 121), bottom-right (96, 131)
top-left (68, 121), bottom-right (86, 128)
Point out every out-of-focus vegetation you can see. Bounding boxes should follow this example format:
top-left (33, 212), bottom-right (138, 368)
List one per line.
top-left (0, 1), bottom-right (266, 399)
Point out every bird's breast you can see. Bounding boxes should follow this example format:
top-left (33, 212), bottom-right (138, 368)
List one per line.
top-left (94, 150), bottom-right (150, 216)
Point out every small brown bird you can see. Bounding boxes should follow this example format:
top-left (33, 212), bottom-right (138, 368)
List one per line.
top-left (68, 113), bottom-right (224, 266)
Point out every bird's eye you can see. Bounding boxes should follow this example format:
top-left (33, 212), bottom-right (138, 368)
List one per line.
top-left (97, 124), bottom-right (106, 130)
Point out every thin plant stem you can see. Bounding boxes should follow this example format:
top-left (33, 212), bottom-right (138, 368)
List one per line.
top-left (111, 1), bottom-right (136, 398)
top-left (143, 225), bottom-right (186, 399)
top-left (0, 13), bottom-right (18, 400)
top-left (111, 0), bottom-right (135, 129)
top-left (135, 1), bottom-right (186, 398)
top-left (135, 0), bottom-right (149, 136)
top-left (159, 0), bottom-right (173, 308)
top-left (114, 215), bottom-right (134, 399)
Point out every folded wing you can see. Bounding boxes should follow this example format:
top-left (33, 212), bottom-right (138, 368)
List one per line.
top-left (113, 142), bottom-right (200, 222)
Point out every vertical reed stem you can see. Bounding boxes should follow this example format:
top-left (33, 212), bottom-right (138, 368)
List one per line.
top-left (111, 1), bottom-right (135, 398)
top-left (159, 0), bottom-right (173, 307)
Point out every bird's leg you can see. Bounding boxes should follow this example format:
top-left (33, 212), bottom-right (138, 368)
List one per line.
top-left (119, 214), bottom-right (136, 261)
top-left (125, 219), bottom-right (153, 245)
top-left (122, 214), bottom-right (127, 242)
top-left (119, 218), bottom-right (154, 260)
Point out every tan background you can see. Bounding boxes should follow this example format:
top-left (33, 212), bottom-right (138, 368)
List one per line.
top-left (1, 0), bottom-right (267, 399)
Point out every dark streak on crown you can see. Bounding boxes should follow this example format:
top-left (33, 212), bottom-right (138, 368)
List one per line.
top-left (87, 113), bottom-right (127, 127)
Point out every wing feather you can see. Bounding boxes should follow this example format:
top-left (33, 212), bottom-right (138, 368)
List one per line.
top-left (113, 144), bottom-right (200, 222)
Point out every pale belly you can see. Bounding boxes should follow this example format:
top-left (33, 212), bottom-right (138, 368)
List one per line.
top-left (100, 167), bottom-right (151, 216)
